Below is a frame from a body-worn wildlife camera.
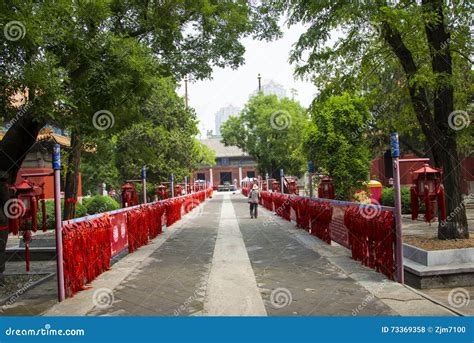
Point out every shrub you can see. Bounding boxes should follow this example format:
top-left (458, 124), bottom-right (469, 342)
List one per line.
top-left (380, 186), bottom-right (426, 215)
top-left (381, 186), bottom-right (412, 214)
top-left (84, 195), bottom-right (120, 215)
top-left (36, 200), bottom-right (87, 231)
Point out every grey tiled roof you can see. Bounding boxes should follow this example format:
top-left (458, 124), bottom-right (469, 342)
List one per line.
top-left (200, 138), bottom-right (248, 158)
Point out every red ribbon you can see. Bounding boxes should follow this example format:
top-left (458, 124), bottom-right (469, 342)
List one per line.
top-left (62, 215), bottom-right (112, 297)
top-left (344, 206), bottom-right (395, 280)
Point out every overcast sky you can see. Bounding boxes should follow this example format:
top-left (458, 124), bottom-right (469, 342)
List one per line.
top-left (178, 23), bottom-right (317, 137)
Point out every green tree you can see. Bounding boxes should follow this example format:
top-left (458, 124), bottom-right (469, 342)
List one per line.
top-left (304, 94), bottom-right (371, 200)
top-left (221, 94), bottom-right (308, 178)
top-left (0, 0), bottom-right (280, 279)
top-left (115, 78), bottom-right (215, 184)
top-left (80, 137), bottom-right (121, 195)
top-left (276, 0), bottom-right (472, 239)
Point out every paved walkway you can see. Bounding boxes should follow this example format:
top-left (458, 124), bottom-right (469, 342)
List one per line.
top-left (6, 192), bottom-right (458, 316)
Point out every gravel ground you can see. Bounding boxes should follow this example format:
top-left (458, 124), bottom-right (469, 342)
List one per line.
top-left (404, 235), bottom-right (474, 250)
top-left (0, 274), bottom-right (45, 300)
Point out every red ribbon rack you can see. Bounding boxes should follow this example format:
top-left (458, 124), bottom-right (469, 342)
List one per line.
top-left (344, 206), bottom-right (396, 279)
top-left (62, 189), bottom-right (211, 298)
top-left (62, 215), bottom-right (112, 297)
top-left (244, 190), bottom-right (397, 281)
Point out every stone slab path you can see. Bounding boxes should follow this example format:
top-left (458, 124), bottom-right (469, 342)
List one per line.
top-left (4, 192), bottom-right (457, 316)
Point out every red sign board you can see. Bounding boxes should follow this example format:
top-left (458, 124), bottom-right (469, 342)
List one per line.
top-left (109, 211), bottom-right (129, 256)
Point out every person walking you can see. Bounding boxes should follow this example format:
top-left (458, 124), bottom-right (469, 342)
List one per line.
top-left (248, 184), bottom-right (261, 219)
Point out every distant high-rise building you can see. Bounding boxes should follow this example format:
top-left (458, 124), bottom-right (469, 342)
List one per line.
top-left (251, 80), bottom-right (287, 100)
top-left (214, 104), bottom-right (241, 136)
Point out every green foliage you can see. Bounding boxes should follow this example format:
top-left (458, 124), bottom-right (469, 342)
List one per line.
top-left (381, 187), bottom-right (412, 215)
top-left (37, 200), bottom-right (87, 231)
top-left (221, 94), bottom-right (308, 177)
top-left (381, 186), bottom-right (426, 215)
top-left (114, 77), bottom-right (215, 184)
top-left (304, 94), bottom-right (371, 200)
top-left (80, 137), bottom-right (121, 195)
top-left (276, 0), bottom-right (473, 154)
top-left (0, 0), bottom-right (278, 193)
top-left (84, 195), bottom-right (120, 215)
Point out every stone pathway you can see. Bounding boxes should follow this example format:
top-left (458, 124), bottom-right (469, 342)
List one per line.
top-left (3, 192), bottom-right (459, 316)
top-left (233, 196), bottom-right (396, 316)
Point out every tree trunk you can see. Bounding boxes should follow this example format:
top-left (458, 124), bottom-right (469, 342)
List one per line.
top-left (381, 1), bottom-right (469, 239)
top-left (0, 113), bottom-right (44, 281)
top-left (63, 134), bottom-right (82, 220)
top-left (422, 0), bottom-right (468, 239)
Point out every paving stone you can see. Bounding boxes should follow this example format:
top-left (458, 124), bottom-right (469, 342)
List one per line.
top-left (231, 196), bottom-right (398, 316)
top-left (88, 198), bottom-right (221, 316)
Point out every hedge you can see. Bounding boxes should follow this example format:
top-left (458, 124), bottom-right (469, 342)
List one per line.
top-left (36, 199), bottom-right (87, 231)
top-left (380, 186), bottom-right (425, 215)
top-left (83, 195), bottom-right (120, 215)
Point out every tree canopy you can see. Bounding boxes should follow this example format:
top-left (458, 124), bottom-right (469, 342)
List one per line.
top-left (304, 94), bottom-right (371, 200)
top-left (221, 93), bottom-right (308, 178)
top-left (275, 0), bottom-right (472, 238)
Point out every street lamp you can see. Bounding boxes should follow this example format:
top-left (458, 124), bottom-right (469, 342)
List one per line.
top-left (184, 75), bottom-right (189, 108)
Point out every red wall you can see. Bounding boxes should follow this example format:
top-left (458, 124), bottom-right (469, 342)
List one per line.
top-left (15, 167), bottom-right (82, 199)
top-left (371, 154), bottom-right (473, 194)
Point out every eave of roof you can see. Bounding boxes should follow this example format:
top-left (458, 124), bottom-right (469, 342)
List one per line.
top-left (0, 131), bottom-right (71, 147)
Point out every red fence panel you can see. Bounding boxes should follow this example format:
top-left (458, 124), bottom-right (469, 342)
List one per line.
top-left (245, 191), bottom-right (397, 280)
top-left (344, 206), bottom-right (396, 279)
top-left (273, 193), bottom-right (291, 221)
top-left (62, 215), bottom-right (112, 297)
top-left (61, 188), bottom-right (212, 298)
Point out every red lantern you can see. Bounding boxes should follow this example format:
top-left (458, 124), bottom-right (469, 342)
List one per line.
top-left (156, 184), bottom-right (169, 200)
top-left (318, 176), bottom-right (335, 199)
top-left (272, 180), bottom-right (281, 193)
top-left (8, 179), bottom-right (45, 271)
top-left (121, 183), bottom-right (139, 208)
top-left (287, 178), bottom-right (299, 195)
top-left (174, 184), bottom-right (183, 197)
top-left (410, 164), bottom-right (446, 223)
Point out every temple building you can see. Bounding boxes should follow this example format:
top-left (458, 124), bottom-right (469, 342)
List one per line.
top-left (0, 127), bottom-right (82, 199)
top-left (193, 138), bottom-right (258, 189)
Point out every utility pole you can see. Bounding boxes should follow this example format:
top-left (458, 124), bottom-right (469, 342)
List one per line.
top-left (184, 75), bottom-right (189, 109)
top-left (53, 144), bottom-right (65, 302)
top-left (258, 73), bottom-right (262, 93)
top-left (141, 166), bottom-right (147, 204)
top-left (390, 132), bottom-right (404, 284)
